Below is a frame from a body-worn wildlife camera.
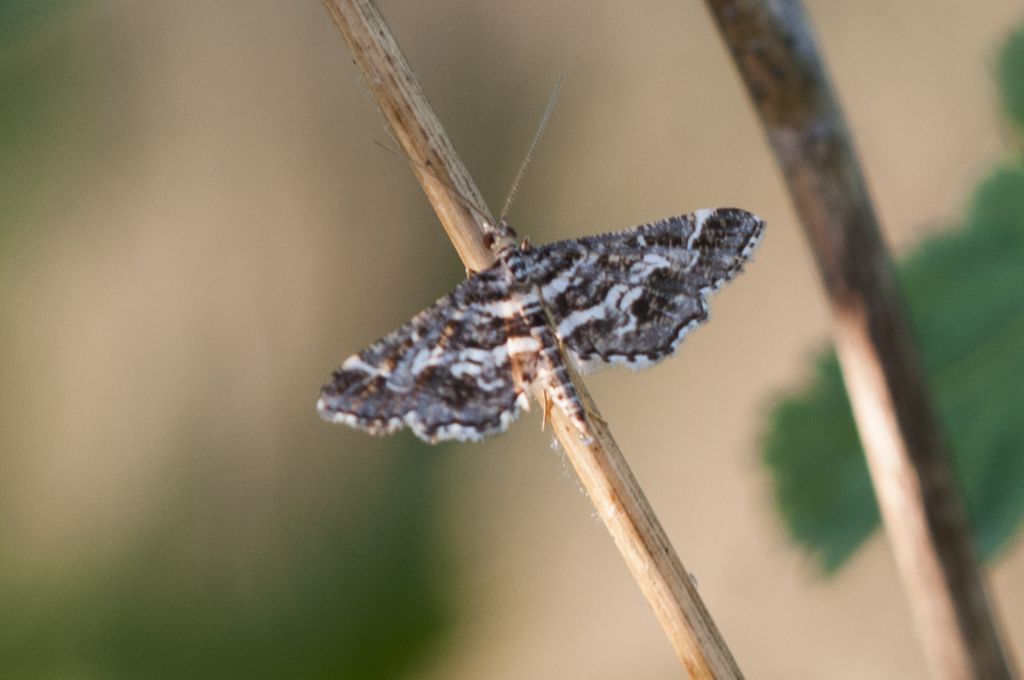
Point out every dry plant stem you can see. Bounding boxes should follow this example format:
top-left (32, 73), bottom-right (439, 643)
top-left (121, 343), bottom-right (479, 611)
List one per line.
top-left (703, 2), bottom-right (1017, 679)
top-left (322, 0), bottom-right (744, 676)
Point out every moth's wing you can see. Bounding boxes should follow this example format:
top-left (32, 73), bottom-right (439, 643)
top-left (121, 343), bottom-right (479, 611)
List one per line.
top-left (528, 208), bottom-right (765, 370)
top-left (317, 268), bottom-right (532, 443)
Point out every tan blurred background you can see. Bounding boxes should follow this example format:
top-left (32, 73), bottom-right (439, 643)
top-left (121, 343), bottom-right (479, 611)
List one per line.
top-left (1, 1), bottom-right (1022, 678)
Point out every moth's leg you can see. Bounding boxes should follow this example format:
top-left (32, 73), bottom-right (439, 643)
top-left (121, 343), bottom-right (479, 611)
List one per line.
top-left (540, 389), bottom-right (552, 431)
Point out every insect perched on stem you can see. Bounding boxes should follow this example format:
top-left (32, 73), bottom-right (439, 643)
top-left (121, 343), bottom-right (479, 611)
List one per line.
top-left (318, 208), bottom-right (765, 442)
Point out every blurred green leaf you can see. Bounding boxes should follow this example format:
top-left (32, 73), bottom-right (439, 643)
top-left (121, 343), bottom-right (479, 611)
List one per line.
top-left (762, 353), bottom-right (878, 572)
top-left (764, 21), bottom-right (1024, 574)
top-left (997, 24), bottom-right (1024, 129)
top-left (763, 160), bottom-right (1024, 572)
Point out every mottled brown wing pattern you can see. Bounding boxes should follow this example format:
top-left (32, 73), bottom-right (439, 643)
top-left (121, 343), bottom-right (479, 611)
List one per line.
top-left (524, 208), bottom-right (765, 370)
top-left (317, 266), bottom-right (536, 442)
top-left (319, 208), bottom-right (765, 442)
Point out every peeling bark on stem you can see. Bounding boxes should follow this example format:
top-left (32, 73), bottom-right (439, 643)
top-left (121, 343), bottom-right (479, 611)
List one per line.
top-left (703, 1), bottom-right (1017, 678)
top-left (322, 0), bottom-right (744, 676)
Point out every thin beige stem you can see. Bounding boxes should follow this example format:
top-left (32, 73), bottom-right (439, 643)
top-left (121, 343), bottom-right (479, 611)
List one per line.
top-left (322, 0), bottom-right (744, 676)
top-left (703, 2), bottom-right (1018, 679)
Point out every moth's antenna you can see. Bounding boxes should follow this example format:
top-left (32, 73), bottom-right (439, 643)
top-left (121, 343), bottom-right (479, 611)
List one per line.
top-left (499, 75), bottom-right (563, 225)
top-left (372, 138), bottom-right (403, 160)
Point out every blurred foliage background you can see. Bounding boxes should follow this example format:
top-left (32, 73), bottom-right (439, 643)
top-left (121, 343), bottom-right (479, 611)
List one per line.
top-left (1, 2), bottom-right (1022, 679)
top-left (764, 22), bottom-right (1024, 572)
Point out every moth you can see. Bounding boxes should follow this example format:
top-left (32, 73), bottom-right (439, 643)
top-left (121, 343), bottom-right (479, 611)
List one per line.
top-left (317, 208), bottom-right (765, 443)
